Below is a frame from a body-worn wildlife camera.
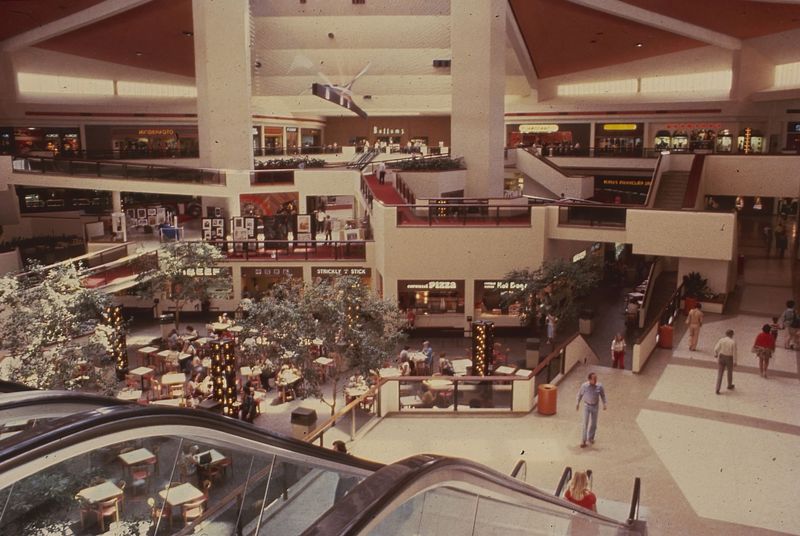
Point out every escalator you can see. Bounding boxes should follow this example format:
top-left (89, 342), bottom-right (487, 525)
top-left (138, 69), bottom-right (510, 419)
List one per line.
top-left (0, 393), bottom-right (645, 535)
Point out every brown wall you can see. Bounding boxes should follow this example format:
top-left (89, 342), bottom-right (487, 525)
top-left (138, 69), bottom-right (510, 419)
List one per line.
top-left (324, 116), bottom-right (451, 146)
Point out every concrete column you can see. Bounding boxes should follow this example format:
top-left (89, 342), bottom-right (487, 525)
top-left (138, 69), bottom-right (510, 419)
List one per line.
top-left (730, 44), bottom-right (774, 102)
top-left (0, 52), bottom-right (16, 118)
top-left (111, 191), bottom-right (122, 213)
top-left (192, 0), bottom-right (253, 170)
top-left (223, 195), bottom-right (241, 219)
top-left (450, 0), bottom-right (506, 198)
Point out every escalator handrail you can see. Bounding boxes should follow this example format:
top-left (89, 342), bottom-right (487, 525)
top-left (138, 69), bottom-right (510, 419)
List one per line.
top-left (0, 403), bottom-right (383, 477)
top-left (301, 455), bottom-right (640, 536)
top-left (510, 458), bottom-right (527, 480)
top-left (628, 476), bottom-right (642, 522)
top-left (0, 380), bottom-right (35, 393)
top-left (554, 465), bottom-right (572, 497)
top-left (0, 389), bottom-right (131, 412)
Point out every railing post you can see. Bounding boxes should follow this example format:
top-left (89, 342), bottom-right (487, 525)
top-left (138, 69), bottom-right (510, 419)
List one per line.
top-left (350, 408), bottom-right (356, 440)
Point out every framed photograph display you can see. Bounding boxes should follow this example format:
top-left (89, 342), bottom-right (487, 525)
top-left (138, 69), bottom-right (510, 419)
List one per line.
top-left (137, 208), bottom-right (147, 219)
top-left (345, 229), bottom-right (360, 241)
top-left (147, 208), bottom-right (157, 216)
top-left (215, 227), bottom-right (224, 238)
top-left (126, 209), bottom-right (135, 219)
top-left (233, 228), bottom-right (248, 241)
top-left (233, 217), bottom-right (244, 229)
top-left (202, 229), bottom-right (212, 240)
top-left (213, 218), bottom-right (223, 227)
top-left (297, 215), bottom-right (311, 234)
top-left (202, 219), bottom-right (212, 230)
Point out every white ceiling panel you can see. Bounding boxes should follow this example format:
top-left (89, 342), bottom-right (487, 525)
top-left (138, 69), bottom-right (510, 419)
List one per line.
top-left (251, 0), bottom-right (451, 18)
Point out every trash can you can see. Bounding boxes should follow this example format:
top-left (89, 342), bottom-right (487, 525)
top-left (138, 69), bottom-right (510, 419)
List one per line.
top-left (525, 338), bottom-right (540, 369)
top-left (290, 407), bottom-right (318, 440)
top-left (579, 309), bottom-right (594, 336)
top-left (658, 324), bottom-right (674, 349)
top-left (538, 384), bottom-right (557, 415)
top-left (158, 313), bottom-right (175, 340)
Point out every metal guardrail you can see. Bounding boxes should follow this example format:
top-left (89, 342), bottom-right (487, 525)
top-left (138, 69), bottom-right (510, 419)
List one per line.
top-left (396, 203), bottom-right (532, 227)
top-left (186, 239), bottom-right (368, 262)
top-left (12, 156), bottom-right (226, 185)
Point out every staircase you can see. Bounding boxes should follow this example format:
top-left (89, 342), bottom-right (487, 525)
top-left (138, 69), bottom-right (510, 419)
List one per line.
top-left (653, 171), bottom-right (690, 210)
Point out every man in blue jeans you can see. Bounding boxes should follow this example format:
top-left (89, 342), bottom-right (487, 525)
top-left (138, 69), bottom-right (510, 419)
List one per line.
top-left (576, 372), bottom-right (607, 448)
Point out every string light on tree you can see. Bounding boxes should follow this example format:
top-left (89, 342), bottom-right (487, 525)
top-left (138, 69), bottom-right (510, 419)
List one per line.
top-left (104, 305), bottom-right (127, 380)
top-left (210, 339), bottom-right (237, 416)
top-left (471, 320), bottom-right (495, 376)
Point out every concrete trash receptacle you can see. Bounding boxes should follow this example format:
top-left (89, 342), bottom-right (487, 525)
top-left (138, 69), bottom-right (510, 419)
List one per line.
top-left (538, 384), bottom-right (557, 415)
top-left (290, 407), bottom-right (318, 440)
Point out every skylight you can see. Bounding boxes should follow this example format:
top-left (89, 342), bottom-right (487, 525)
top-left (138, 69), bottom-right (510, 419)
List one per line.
top-left (17, 72), bottom-right (114, 96)
top-left (117, 81), bottom-right (197, 98)
top-left (557, 79), bottom-right (637, 97)
top-left (640, 70), bottom-right (732, 94)
top-left (774, 61), bottom-right (800, 88)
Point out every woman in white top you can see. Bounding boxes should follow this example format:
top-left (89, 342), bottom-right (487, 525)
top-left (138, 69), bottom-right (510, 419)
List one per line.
top-left (611, 333), bottom-right (626, 369)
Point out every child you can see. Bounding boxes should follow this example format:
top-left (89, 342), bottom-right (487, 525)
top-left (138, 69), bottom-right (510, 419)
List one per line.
top-left (770, 316), bottom-right (781, 343)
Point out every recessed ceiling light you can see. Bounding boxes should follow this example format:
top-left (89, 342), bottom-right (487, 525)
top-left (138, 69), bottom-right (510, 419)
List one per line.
top-left (135, 51), bottom-right (144, 56)
top-left (182, 30), bottom-right (193, 37)
top-left (635, 42), bottom-right (644, 48)
top-left (590, 40), bottom-right (597, 44)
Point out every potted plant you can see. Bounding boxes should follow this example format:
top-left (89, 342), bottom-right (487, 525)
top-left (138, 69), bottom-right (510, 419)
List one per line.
top-left (682, 271), bottom-right (709, 313)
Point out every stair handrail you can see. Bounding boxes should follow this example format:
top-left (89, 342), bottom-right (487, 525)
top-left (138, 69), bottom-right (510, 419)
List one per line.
top-left (554, 466), bottom-right (573, 497)
top-left (643, 153), bottom-right (664, 208)
top-left (627, 476), bottom-right (642, 522)
top-left (637, 258), bottom-right (660, 329)
top-left (682, 154), bottom-right (706, 209)
top-left (520, 147), bottom-right (583, 178)
top-left (510, 459), bottom-right (527, 481)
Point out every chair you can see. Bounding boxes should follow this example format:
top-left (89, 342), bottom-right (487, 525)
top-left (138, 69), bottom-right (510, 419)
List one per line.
top-left (130, 464), bottom-right (150, 495)
top-left (169, 384), bottom-right (185, 399)
top-left (94, 497), bottom-right (120, 532)
top-left (76, 495), bottom-right (94, 531)
top-left (125, 373), bottom-right (139, 390)
top-left (181, 496), bottom-right (207, 525)
top-left (148, 497), bottom-right (169, 528)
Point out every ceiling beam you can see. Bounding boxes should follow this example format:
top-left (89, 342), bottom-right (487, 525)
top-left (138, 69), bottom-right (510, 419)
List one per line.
top-left (1, 0), bottom-right (155, 52)
top-left (506, 1), bottom-right (538, 90)
top-left (566, 0), bottom-right (742, 50)
top-left (748, 0), bottom-right (800, 4)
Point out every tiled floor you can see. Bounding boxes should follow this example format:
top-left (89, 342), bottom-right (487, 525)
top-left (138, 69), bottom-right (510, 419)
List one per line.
top-left (351, 219), bottom-right (800, 535)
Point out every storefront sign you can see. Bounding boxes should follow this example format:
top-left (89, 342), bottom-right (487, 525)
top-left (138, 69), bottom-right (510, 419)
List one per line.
top-left (248, 267), bottom-right (302, 277)
top-left (137, 129), bottom-right (175, 136)
top-left (373, 126), bottom-right (405, 136)
top-left (519, 124), bottom-right (559, 134)
top-left (602, 124), bottom-right (638, 131)
top-left (481, 281), bottom-right (525, 291)
top-left (312, 267), bottom-right (371, 277)
top-left (601, 178), bottom-right (651, 187)
top-left (184, 267), bottom-right (229, 277)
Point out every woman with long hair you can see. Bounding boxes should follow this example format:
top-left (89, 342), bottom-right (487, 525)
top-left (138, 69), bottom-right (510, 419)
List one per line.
top-left (565, 471), bottom-right (597, 512)
top-left (752, 323), bottom-right (775, 378)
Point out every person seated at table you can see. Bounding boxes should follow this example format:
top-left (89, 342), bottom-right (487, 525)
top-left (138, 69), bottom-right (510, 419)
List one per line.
top-left (187, 356), bottom-right (205, 378)
top-left (259, 363), bottom-right (275, 392)
top-left (180, 342), bottom-right (197, 373)
top-left (439, 355), bottom-right (455, 376)
top-left (187, 371), bottom-right (205, 398)
top-left (399, 355), bottom-right (412, 376)
top-left (420, 389), bottom-right (436, 408)
top-left (398, 345), bottom-right (410, 364)
top-left (240, 381), bottom-right (257, 423)
top-left (185, 325), bottom-right (198, 339)
top-left (421, 341), bottom-right (434, 373)
top-left (167, 329), bottom-right (180, 350)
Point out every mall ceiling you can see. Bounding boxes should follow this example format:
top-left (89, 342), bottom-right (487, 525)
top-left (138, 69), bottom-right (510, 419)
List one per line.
top-left (2, 0), bottom-right (800, 101)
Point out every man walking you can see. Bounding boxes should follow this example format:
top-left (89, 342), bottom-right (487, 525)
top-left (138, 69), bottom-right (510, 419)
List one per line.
top-left (576, 372), bottom-right (607, 448)
top-left (713, 329), bottom-right (737, 394)
top-left (377, 161), bottom-right (386, 184)
top-left (686, 303), bottom-right (703, 351)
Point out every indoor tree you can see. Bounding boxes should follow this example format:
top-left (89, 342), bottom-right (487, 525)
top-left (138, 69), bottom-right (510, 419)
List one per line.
top-left (503, 256), bottom-right (603, 329)
top-left (0, 263), bottom-right (111, 390)
top-left (136, 241), bottom-right (227, 329)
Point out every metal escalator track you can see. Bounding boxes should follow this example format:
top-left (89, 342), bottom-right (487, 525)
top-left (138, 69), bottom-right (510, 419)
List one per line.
top-left (0, 401), bottom-right (381, 535)
top-left (302, 455), bottom-right (647, 536)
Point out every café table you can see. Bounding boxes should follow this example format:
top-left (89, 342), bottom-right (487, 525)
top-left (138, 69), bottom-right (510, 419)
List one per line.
top-left (116, 389), bottom-right (142, 401)
top-left (118, 447), bottom-right (156, 471)
top-left (137, 346), bottom-right (159, 368)
top-left (210, 322), bottom-right (231, 333)
top-left (195, 337), bottom-right (211, 346)
top-left (228, 325), bottom-right (244, 334)
top-left (276, 370), bottom-right (301, 403)
top-left (159, 483), bottom-right (205, 520)
top-left (129, 366), bottom-right (154, 390)
top-left (408, 351), bottom-right (427, 364)
top-left (451, 358), bottom-right (472, 376)
top-left (313, 356), bottom-right (334, 380)
top-left (422, 378), bottom-right (454, 406)
top-left (193, 448), bottom-right (228, 468)
top-left (77, 480), bottom-right (124, 504)
top-left (494, 365), bottom-right (519, 375)
top-left (379, 367), bottom-right (401, 378)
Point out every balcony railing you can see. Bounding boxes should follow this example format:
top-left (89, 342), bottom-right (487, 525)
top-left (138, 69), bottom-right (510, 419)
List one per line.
top-left (395, 203), bottom-right (532, 227)
top-left (250, 169), bottom-right (295, 185)
top-left (557, 204), bottom-right (627, 228)
top-left (190, 239), bottom-right (367, 262)
top-left (12, 156), bottom-right (226, 185)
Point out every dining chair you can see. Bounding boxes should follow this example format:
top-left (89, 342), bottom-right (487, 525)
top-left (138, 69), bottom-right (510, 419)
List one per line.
top-left (147, 497), bottom-right (169, 528)
top-left (130, 465), bottom-right (150, 495)
top-left (125, 373), bottom-right (139, 390)
top-left (181, 497), bottom-right (207, 526)
top-left (94, 497), bottom-right (120, 532)
top-left (169, 384), bottom-right (185, 399)
top-left (75, 495), bottom-right (93, 531)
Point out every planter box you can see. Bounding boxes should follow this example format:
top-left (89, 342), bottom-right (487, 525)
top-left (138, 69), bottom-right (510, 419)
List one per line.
top-left (681, 296), bottom-right (725, 314)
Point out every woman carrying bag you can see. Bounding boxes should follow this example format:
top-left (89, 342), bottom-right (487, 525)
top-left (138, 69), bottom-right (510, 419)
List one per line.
top-left (752, 323), bottom-right (776, 379)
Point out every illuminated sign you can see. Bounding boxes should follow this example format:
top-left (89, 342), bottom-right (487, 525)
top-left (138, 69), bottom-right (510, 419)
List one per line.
top-left (137, 129), bottom-right (175, 136)
top-left (603, 124), bottom-right (638, 131)
top-left (601, 178), bottom-right (652, 187)
top-left (572, 250), bottom-right (587, 262)
top-left (519, 124), bottom-right (559, 134)
top-left (312, 267), bottom-right (371, 277)
top-left (373, 126), bottom-right (405, 135)
top-left (481, 281), bottom-right (526, 291)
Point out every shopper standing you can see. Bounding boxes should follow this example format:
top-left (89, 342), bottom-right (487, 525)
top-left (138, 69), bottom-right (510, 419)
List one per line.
top-left (546, 312), bottom-right (558, 346)
top-left (775, 222), bottom-right (788, 259)
top-left (377, 161), bottom-right (386, 184)
top-left (565, 471), bottom-right (597, 512)
top-left (576, 372), bottom-right (607, 448)
top-left (610, 333), bottom-right (626, 369)
top-left (781, 300), bottom-right (799, 349)
top-left (752, 324), bottom-right (775, 379)
top-left (686, 303), bottom-right (703, 351)
top-left (713, 329), bottom-right (737, 394)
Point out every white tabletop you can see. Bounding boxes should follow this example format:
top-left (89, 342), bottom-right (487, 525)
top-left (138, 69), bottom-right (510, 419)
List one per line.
top-left (424, 379), bottom-right (453, 390)
top-left (193, 448), bottom-right (227, 466)
top-left (314, 357), bottom-right (334, 366)
top-left (277, 370), bottom-right (301, 384)
top-left (78, 481), bottom-right (123, 504)
top-left (345, 386), bottom-right (369, 397)
top-left (195, 337), bottom-right (211, 345)
top-left (118, 447), bottom-right (155, 466)
top-left (161, 373), bottom-right (186, 386)
top-left (211, 322), bottom-right (231, 331)
top-left (138, 346), bottom-right (159, 354)
top-left (129, 366), bottom-right (153, 377)
top-left (313, 338), bottom-right (324, 345)
top-left (157, 349), bottom-right (175, 358)
top-left (151, 398), bottom-right (183, 407)
top-left (409, 351), bottom-right (427, 362)
top-left (494, 365), bottom-right (518, 375)
top-left (228, 325), bottom-right (244, 333)
top-left (379, 367), bottom-right (401, 378)
top-left (116, 389), bottom-right (142, 401)
top-left (159, 482), bottom-right (204, 507)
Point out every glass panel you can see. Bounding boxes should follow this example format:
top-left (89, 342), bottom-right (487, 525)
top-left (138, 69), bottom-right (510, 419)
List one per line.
top-left (368, 487), bottom-right (478, 536)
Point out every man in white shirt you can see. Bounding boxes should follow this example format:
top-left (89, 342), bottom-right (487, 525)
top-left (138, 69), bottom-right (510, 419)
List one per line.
top-left (377, 162), bottom-right (386, 184)
top-left (713, 329), bottom-right (737, 394)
